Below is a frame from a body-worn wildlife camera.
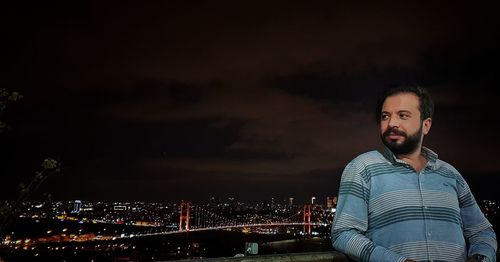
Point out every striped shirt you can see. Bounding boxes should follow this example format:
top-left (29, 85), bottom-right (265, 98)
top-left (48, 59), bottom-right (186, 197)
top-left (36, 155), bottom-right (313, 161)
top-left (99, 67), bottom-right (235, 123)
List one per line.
top-left (331, 147), bottom-right (497, 262)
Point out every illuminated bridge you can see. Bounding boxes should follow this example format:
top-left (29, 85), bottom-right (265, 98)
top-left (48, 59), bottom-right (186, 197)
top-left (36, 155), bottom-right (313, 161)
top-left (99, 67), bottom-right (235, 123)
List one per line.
top-left (117, 201), bottom-right (330, 239)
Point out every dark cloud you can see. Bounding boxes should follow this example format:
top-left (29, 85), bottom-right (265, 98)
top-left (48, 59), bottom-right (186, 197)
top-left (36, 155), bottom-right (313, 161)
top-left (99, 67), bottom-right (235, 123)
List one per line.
top-left (1, 1), bottom-right (500, 202)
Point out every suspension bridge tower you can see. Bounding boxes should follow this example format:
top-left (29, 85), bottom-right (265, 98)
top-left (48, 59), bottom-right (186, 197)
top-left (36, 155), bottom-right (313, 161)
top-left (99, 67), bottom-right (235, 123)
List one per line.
top-left (303, 204), bottom-right (311, 237)
top-left (179, 200), bottom-right (190, 231)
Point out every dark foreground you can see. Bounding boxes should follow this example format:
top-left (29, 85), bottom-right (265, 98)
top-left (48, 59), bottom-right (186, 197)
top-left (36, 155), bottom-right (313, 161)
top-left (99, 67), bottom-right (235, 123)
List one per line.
top-left (0, 218), bottom-right (333, 261)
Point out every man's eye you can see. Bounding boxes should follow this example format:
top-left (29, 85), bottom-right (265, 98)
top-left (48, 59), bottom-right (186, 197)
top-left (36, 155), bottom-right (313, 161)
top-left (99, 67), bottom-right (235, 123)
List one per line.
top-left (399, 114), bottom-right (410, 119)
top-left (381, 114), bottom-right (389, 120)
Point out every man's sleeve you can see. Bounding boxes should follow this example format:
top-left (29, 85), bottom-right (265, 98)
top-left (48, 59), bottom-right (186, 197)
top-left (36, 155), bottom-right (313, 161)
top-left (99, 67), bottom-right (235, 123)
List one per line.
top-left (331, 160), bottom-right (407, 262)
top-left (457, 174), bottom-right (497, 262)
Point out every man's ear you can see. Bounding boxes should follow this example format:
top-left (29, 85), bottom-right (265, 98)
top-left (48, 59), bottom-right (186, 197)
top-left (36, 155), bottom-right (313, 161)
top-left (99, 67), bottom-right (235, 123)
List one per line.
top-left (422, 118), bottom-right (432, 135)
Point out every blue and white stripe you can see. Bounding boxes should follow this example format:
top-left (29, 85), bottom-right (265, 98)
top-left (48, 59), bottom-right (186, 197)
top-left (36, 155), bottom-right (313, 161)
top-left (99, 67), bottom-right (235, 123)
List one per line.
top-left (331, 147), bottom-right (497, 262)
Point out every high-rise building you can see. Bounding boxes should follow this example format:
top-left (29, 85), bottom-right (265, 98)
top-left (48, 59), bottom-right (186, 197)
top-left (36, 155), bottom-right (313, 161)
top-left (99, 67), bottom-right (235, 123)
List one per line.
top-left (289, 197), bottom-right (294, 207)
top-left (311, 196), bottom-right (316, 205)
top-left (72, 200), bottom-right (82, 213)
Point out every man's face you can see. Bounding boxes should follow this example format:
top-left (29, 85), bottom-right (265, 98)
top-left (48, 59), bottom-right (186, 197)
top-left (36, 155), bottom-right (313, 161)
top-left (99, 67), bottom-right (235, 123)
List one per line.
top-left (379, 93), bottom-right (432, 155)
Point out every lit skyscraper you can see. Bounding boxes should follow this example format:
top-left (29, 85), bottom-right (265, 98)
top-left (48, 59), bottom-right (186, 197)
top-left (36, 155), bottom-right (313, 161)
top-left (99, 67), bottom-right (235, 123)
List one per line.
top-left (72, 200), bottom-right (82, 213)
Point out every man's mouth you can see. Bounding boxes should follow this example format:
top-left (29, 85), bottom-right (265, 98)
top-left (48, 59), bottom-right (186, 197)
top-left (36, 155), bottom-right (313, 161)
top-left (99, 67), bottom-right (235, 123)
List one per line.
top-left (387, 133), bottom-right (403, 139)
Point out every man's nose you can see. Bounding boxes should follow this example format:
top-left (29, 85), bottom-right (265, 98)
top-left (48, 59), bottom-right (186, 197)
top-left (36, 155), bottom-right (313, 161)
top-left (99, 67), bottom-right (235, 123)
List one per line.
top-left (388, 116), bottom-right (400, 127)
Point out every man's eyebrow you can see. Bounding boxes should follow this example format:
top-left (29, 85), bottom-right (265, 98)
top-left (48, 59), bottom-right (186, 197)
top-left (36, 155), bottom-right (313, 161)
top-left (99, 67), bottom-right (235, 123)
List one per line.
top-left (381, 110), bottom-right (412, 113)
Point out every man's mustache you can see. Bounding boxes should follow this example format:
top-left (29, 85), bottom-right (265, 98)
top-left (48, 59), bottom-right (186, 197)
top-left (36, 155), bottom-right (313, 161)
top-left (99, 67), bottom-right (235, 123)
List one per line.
top-left (383, 128), bottom-right (407, 138)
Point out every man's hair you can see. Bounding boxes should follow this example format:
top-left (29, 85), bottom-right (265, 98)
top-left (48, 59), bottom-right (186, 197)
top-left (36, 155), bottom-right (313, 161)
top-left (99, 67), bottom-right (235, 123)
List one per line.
top-left (375, 84), bottom-right (434, 122)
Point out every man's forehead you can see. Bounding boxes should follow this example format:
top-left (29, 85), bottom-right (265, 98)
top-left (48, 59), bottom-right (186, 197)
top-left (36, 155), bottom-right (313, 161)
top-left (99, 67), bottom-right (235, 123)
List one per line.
top-left (382, 93), bottom-right (420, 111)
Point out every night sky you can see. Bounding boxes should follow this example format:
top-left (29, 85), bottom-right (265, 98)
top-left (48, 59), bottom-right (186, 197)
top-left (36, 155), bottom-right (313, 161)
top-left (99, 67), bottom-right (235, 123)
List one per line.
top-left (1, 2), bottom-right (499, 203)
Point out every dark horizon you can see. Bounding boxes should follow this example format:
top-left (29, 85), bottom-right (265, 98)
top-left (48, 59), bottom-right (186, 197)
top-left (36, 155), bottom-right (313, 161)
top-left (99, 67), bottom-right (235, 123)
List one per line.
top-left (1, 2), bottom-right (500, 202)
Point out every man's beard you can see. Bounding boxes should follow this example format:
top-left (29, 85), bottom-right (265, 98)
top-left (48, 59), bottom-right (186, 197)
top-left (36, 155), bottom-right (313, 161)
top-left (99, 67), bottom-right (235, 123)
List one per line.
top-left (381, 125), bottom-right (423, 155)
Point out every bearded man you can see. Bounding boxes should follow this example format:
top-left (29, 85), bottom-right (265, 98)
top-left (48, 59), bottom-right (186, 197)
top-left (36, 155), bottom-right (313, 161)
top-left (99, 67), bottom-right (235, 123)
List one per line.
top-left (331, 85), bottom-right (497, 262)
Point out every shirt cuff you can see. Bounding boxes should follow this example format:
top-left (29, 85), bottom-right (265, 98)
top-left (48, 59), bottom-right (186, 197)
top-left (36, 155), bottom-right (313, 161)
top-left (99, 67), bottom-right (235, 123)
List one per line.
top-left (469, 244), bottom-right (496, 262)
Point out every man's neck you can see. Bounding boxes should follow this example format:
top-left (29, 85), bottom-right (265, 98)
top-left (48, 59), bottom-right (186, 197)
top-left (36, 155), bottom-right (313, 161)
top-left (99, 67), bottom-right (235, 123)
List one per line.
top-left (396, 147), bottom-right (427, 173)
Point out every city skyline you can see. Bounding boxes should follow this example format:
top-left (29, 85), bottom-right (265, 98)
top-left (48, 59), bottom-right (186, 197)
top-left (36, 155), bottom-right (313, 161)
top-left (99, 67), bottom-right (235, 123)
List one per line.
top-left (1, 2), bottom-right (500, 202)
top-left (0, 197), bottom-right (339, 260)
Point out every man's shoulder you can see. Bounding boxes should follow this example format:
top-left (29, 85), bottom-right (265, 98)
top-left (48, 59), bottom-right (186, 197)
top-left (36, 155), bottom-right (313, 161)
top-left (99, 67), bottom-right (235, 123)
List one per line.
top-left (349, 150), bottom-right (387, 166)
top-left (434, 158), bottom-right (461, 176)
top-left (342, 151), bottom-right (388, 181)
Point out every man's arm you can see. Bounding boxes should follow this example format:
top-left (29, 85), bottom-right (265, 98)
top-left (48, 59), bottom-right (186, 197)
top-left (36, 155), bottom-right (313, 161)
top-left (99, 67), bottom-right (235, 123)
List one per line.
top-left (457, 174), bottom-right (497, 262)
top-left (331, 161), bottom-right (408, 262)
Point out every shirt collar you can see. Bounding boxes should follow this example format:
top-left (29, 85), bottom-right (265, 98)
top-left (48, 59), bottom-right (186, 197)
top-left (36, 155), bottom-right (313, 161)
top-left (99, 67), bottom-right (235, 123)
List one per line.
top-left (380, 146), bottom-right (438, 168)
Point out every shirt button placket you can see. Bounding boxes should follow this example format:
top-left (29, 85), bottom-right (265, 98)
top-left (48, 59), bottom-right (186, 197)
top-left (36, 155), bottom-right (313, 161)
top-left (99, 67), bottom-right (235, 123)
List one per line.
top-left (419, 170), bottom-right (431, 260)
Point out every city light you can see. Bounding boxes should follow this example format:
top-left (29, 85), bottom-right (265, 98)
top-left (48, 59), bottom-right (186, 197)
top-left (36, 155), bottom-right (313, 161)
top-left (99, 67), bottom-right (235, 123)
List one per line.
top-left (1, 198), bottom-right (497, 260)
